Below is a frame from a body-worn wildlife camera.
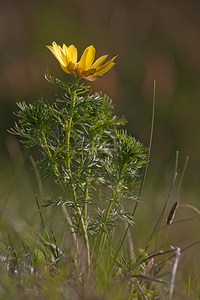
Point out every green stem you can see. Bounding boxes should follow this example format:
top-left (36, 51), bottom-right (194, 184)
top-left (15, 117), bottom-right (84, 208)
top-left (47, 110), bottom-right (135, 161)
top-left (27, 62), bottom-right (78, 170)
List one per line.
top-left (41, 132), bottom-right (90, 273)
top-left (84, 175), bottom-right (90, 219)
top-left (41, 133), bottom-right (74, 221)
top-left (83, 142), bottom-right (95, 219)
top-left (64, 79), bottom-right (90, 275)
top-left (65, 78), bottom-right (80, 205)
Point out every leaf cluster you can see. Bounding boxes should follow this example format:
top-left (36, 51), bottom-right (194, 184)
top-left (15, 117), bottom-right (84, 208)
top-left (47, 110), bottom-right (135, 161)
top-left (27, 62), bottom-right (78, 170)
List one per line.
top-left (11, 74), bottom-right (147, 240)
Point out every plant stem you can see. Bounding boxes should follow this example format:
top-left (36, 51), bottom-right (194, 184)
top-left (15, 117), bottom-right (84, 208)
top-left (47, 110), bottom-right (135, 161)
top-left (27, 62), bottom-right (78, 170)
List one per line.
top-left (83, 142), bottom-right (95, 219)
top-left (64, 79), bottom-right (91, 275)
top-left (40, 133), bottom-right (75, 231)
top-left (41, 131), bottom-right (90, 274)
top-left (84, 175), bottom-right (90, 219)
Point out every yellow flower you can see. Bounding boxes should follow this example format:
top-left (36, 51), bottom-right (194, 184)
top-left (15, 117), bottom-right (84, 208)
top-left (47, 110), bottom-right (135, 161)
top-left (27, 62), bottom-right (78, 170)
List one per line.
top-left (47, 42), bottom-right (117, 81)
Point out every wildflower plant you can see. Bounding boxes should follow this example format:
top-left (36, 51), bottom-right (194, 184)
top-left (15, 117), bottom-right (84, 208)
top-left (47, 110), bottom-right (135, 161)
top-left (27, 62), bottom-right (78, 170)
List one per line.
top-left (10, 43), bottom-right (147, 277)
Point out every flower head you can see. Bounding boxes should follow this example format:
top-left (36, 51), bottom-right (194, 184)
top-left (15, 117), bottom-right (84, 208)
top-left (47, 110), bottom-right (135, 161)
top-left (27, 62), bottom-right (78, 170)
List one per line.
top-left (47, 42), bottom-right (117, 81)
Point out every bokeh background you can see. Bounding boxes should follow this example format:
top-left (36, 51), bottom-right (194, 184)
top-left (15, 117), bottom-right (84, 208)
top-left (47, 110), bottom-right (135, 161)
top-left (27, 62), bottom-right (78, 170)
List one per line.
top-left (1, 0), bottom-right (200, 288)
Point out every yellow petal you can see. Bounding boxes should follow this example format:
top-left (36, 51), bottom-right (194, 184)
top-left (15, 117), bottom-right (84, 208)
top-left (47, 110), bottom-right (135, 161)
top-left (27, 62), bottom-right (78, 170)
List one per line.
top-left (94, 56), bottom-right (117, 75)
top-left (46, 45), bottom-right (60, 60)
top-left (51, 42), bottom-right (67, 66)
top-left (68, 45), bottom-right (77, 64)
top-left (78, 46), bottom-right (95, 70)
top-left (94, 62), bottom-right (115, 76)
top-left (82, 69), bottom-right (96, 77)
top-left (46, 45), bottom-right (57, 60)
top-left (91, 55), bottom-right (108, 69)
top-left (60, 63), bottom-right (70, 74)
top-left (62, 44), bottom-right (70, 64)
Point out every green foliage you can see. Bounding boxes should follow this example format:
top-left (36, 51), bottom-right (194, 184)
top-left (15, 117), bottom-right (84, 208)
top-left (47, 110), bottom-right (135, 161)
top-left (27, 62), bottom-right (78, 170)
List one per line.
top-left (11, 74), bottom-right (146, 243)
top-left (103, 129), bottom-right (147, 190)
top-left (2, 71), bottom-right (197, 300)
top-left (9, 72), bottom-right (149, 296)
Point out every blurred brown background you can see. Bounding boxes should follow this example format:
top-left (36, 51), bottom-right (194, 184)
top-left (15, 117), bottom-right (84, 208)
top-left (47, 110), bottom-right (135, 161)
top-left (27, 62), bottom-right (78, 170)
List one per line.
top-left (1, 0), bottom-right (200, 177)
top-left (1, 0), bottom-right (200, 284)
